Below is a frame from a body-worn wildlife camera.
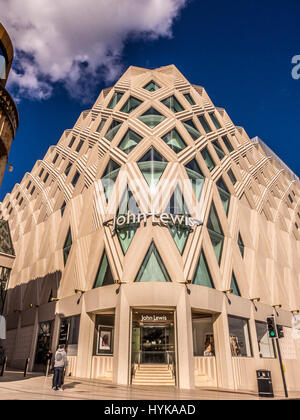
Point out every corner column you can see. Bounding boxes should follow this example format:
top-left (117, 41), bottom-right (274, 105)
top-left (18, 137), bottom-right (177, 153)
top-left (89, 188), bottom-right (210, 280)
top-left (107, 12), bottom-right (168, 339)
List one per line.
top-left (75, 299), bottom-right (95, 378)
top-left (176, 287), bottom-right (195, 389)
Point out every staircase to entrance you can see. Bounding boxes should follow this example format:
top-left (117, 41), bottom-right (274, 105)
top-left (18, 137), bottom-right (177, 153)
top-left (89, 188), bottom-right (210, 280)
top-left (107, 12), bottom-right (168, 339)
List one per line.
top-left (132, 364), bottom-right (175, 386)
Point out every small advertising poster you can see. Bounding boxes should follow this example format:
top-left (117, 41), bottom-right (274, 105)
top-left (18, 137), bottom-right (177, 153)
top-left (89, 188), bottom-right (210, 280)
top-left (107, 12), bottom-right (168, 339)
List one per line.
top-left (97, 325), bottom-right (114, 355)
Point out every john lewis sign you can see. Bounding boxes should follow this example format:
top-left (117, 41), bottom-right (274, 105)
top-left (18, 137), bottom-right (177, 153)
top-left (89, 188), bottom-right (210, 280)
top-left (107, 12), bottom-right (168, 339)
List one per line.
top-left (111, 212), bottom-right (203, 231)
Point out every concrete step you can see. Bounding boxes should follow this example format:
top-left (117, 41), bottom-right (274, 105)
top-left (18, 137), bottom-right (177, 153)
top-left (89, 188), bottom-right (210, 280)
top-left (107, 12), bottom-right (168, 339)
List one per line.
top-left (132, 379), bottom-right (175, 386)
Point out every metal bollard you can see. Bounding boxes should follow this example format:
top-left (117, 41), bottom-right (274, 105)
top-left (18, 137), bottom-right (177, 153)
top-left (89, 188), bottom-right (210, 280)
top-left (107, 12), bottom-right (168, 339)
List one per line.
top-left (24, 358), bottom-right (30, 377)
top-left (0, 356), bottom-right (7, 377)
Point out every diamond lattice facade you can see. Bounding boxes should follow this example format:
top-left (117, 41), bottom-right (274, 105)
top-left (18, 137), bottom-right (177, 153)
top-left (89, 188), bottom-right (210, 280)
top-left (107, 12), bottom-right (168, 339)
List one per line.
top-left (1, 65), bottom-right (300, 393)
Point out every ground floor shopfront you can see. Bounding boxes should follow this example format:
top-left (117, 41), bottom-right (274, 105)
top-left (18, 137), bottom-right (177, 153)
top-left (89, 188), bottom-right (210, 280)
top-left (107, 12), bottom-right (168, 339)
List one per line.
top-left (4, 283), bottom-right (300, 394)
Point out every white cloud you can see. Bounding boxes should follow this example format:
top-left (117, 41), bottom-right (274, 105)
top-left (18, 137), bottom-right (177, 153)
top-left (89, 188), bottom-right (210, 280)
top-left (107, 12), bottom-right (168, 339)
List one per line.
top-left (1, 0), bottom-right (187, 101)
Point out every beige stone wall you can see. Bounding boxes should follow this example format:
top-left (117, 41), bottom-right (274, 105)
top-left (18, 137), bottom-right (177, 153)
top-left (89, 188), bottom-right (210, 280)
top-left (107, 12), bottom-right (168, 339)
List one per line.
top-left (0, 65), bottom-right (299, 391)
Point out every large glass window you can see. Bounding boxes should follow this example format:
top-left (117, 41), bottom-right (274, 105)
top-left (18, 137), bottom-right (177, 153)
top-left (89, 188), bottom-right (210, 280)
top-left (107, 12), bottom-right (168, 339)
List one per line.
top-left (116, 188), bottom-right (140, 254)
top-left (138, 107), bottom-right (165, 128)
top-left (63, 228), bottom-right (72, 266)
top-left (183, 93), bottom-right (195, 105)
top-left (228, 316), bottom-right (252, 357)
top-left (192, 313), bottom-right (215, 357)
top-left (101, 159), bottom-right (121, 201)
top-left (108, 92), bottom-right (123, 109)
top-left (183, 119), bottom-right (201, 140)
top-left (212, 140), bottom-right (225, 160)
top-left (222, 135), bottom-right (234, 153)
top-left (255, 321), bottom-right (276, 359)
top-left (0, 46), bottom-right (6, 82)
top-left (94, 313), bottom-right (115, 356)
top-left (143, 81), bottom-right (160, 92)
top-left (0, 267), bottom-right (11, 314)
top-left (105, 120), bottom-right (122, 141)
top-left (209, 112), bottom-right (222, 130)
top-left (185, 158), bottom-right (205, 201)
top-left (238, 233), bottom-right (245, 258)
top-left (93, 251), bottom-right (114, 288)
top-left (138, 147), bottom-right (167, 191)
top-left (161, 128), bottom-right (186, 153)
top-left (161, 96), bottom-right (184, 113)
top-left (135, 242), bottom-right (171, 283)
top-left (198, 115), bottom-right (212, 134)
top-left (192, 250), bottom-right (214, 288)
top-left (216, 177), bottom-right (231, 216)
top-left (201, 147), bottom-right (215, 172)
top-left (118, 129), bottom-right (142, 154)
top-left (120, 96), bottom-right (142, 113)
top-left (58, 315), bottom-right (81, 356)
top-left (207, 202), bottom-right (224, 265)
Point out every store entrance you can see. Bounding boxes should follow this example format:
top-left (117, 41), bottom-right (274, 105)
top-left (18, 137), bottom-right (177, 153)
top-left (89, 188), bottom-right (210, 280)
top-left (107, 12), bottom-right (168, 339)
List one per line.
top-left (131, 309), bottom-right (176, 385)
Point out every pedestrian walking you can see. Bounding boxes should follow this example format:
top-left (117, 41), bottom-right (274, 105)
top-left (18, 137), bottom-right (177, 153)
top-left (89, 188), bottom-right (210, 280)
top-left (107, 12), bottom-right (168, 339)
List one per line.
top-left (51, 344), bottom-right (67, 391)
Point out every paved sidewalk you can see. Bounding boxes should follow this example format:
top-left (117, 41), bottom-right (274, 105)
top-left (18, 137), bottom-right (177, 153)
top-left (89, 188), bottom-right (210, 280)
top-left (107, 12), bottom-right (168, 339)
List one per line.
top-left (0, 370), bottom-right (298, 400)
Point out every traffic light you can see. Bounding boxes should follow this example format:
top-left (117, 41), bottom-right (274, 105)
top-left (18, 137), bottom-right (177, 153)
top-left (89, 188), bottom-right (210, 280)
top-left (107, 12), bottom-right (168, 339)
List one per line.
top-left (266, 316), bottom-right (278, 339)
top-left (277, 325), bottom-right (284, 339)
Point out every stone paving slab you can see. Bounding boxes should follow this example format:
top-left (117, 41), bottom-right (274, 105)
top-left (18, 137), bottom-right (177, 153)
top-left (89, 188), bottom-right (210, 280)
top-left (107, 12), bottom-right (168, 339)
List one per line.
top-left (0, 370), bottom-right (299, 400)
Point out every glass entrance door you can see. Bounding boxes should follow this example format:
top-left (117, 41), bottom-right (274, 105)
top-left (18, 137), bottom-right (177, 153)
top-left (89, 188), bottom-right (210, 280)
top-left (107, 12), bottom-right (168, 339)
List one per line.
top-left (141, 326), bottom-right (167, 364)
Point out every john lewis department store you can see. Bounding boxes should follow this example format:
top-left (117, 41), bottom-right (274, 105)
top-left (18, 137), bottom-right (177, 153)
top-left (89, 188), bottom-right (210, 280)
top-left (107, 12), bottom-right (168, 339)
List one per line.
top-left (1, 65), bottom-right (300, 393)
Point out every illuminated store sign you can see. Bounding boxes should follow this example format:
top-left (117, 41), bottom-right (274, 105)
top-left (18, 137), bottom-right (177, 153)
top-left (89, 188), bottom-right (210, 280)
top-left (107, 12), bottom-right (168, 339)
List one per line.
top-left (111, 212), bottom-right (203, 231)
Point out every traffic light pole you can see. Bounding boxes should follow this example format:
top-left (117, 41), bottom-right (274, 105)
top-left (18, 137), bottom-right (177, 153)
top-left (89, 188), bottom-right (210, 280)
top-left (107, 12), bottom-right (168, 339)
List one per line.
top-left (275, 338), bottom-right (288, 398)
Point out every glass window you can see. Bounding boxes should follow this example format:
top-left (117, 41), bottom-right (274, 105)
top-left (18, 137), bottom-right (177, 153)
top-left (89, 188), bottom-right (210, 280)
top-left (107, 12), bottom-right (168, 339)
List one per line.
top-left (93, 252), bottom-right (114, 288)
top-left (228, 316), bottom-right (252, 357)
top-left (228, 169), bottom-right (237, 185)
top-left (26, 181), bottom-right (32, 190)
top-left (0, 267), bottom-right (11, 314)
top-left (53, 153), bottom-right (59, 164)
top-left (207, 202), bottom-right (224, 264)
top-left (238, 233), bottom-right (244, 258)
top-left (63, 227), bottom-right (72, 266)
top-left (138, 107), bottom-right (165, 129)
top-left (193, 250), bottom-right (214, 288)
top-left (76, 140), bottom-right (84, 153)
top-left (105, 120), bottom-right (122, 141)
top-left (161, 96), bottom-right (184, 113)
top-left (94, 313), bottom-right (115, 356)
top-left (198, 115), bottom-right (212, 134)
top-left (108, 92), bottom-right (124, 109)
top-left (216, 177), bottom-right (231, 215)
top-left (65, 162), bottom-right (72, 176)
top-left (120, 96), bottom-right (142, 113)
top-left (43, 173), bottom-right (49, 183)
top-left (30, 186), bottom-right (36, 196)
top-left (183, 119), bottom-right (201, 140)
top-left (116, 188), bottom-right (140, 254)
top-left (71, 171), bottom-right (80, 187)
top-left (101, 159), bottom-right (121, 201)
top-left (230, 272), bottom-right (241, 296)
top-left (222, 135), bottom-right (234, 153)
top-left (183, 93), bottom-right (195, 105)
top-left (0, 47), bottom-right (7, 82)
top-left (58, 315), bottom-right (81, 356)
top-left (96, 119), bottom-right (107, 133)
top-left (209, 112), bottom-right (222, 130)
top-left (255, 321), bottom-right (276, 359)
top-left (185, 158), bottom-right (205, 201)
top-left (118, 129), bottom-right (142, 154)
top-left (135, 242), bottom-right (171, 283)
top-left (138, 147), bottom-right (167, 191)
top-left (39, 168), bottom-right (44, 178)
top-left (143, 81), bottom-right (161, 92)
top-left (212, 140), bottom-right (225, 160)
top-left (192, 313), bottom-right (215, 357)
top-left (201, 147), bottom-right (215, 172)
top-left (162, 128), bottom-right (186, 153)
top-left (68, 136), bottom-right (76, 148)
top-left (61, 201), bottom-right (66, 216)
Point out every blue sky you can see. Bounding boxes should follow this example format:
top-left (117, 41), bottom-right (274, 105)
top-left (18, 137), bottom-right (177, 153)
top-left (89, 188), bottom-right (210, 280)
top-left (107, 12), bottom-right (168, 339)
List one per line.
top-left (2, 0), bottom-right (300, 200)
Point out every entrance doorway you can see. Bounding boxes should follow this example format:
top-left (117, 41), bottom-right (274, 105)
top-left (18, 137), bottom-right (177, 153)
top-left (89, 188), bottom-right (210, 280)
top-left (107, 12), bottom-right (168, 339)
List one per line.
top-left (131, 309), bottom-right (176, 386)
top-left (34, 321), bottom-right (53, 372)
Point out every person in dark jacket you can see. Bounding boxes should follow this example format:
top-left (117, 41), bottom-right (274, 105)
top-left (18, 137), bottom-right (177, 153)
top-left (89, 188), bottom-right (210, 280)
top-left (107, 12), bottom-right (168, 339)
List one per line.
top-left (51, 344), bottom-right (67, 391)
